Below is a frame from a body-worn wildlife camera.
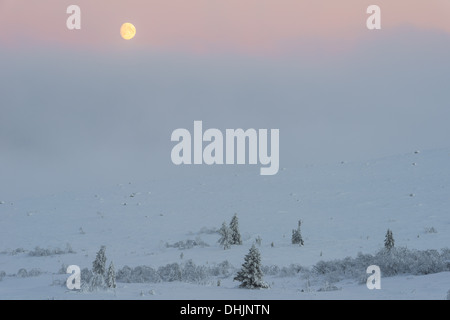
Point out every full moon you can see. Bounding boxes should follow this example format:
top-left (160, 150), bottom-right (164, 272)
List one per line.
top-left (120, 23), bottom-right (136, 40)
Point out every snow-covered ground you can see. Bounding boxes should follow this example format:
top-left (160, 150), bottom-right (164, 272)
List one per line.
top-left (1, 148), bottom-right (449, 300)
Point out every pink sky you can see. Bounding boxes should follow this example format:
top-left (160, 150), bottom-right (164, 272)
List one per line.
top-left (1, 0), bottom-right (449, 54)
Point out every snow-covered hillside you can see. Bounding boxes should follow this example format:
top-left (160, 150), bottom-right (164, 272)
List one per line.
top-left (1, 148), bottom-right (449, 299)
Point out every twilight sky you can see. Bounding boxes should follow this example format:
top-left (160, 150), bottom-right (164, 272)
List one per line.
top-left (1, 0), bottom-right (449, 54)
top-left (1, 1), bottom-right (450, 199)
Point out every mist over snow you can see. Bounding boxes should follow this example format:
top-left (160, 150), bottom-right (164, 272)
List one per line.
top-left (1, 27), bottom-right (450, 200)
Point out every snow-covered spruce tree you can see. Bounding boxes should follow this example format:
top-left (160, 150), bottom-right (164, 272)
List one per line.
top-left (234, 244), bottom-right (268, 289)
top-left (92, 246), bottom-right (107, 275)
top-left (384, 229), bottom-right (395, 251)
top-left (106, 261), bottom-right (116, 289)
top-left (218, 221), bottom-right (232, 250)
top-left (82, 246), bottom-right (109, 291)
top-left (291, 220), bottom-right (304, 246)
top-left (229, 214), bottom-right (242, 245)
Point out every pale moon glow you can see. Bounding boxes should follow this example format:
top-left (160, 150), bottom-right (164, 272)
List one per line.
top-left (120, 23), bottom-right (136, 40)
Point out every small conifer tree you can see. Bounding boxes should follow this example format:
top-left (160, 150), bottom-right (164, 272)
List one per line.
top-left (291, 220), bottom-right (304, 246)
top-left (229, 214), bottom-right (242, 245)
top-left (106, 261), bottom-right (116, 289)
top-left (234, 244), bottom-right (268, 289)
top-left (92, 246), bottom-right (107, 275)
top-left (218, 221), bottom-right (232, 250)
top-left (384, 229), bottom-right (395, 251)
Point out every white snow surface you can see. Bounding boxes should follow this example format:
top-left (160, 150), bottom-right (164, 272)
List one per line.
top-left (1, 148), bottom-right (449, 299)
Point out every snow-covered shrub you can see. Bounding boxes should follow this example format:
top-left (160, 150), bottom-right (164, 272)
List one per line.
top-left (440, 248), bottom-right (450, 260)
top-left (29, 247), bottom-right (54, 256)
top-left (166, 238), bottom-right (209, 250)
top-left (261, 265), bottom-right (280, 276)
top-left (279, 264), bottom-right (304, 277)
top-left (116, 265), bottom-right (159, 283)
top-left (409, 249), bottom-right (446, 275)
top-left (447, 290), bottom-right (450, 300)
top-left (313, 260), bottom-right (344, 283)
top-left (196, 226), bottom-right (218, 235)
top-left (28, 244), bottom-right (75, 257)
top-left (17, 268), bottom-right (28, 278)
top-left (255, 236), bottom-right (262, 246)
top-left (313, 259), bottom-right (340, 276)
top-left (82, 273), bottom-right (107, 292)
top-left (313, 247), bottom-right (450, 283)
top-left (181, 260), bottom-right (209, 283)
top-left (51, 278), bottom-right (66, 287)
top-left (262, 264), bottom-right (304, 278)
top-left (373, 247), bottom-right (447, 276)
top-left (375, 247), bottom-right (409, 276)
top-left (208, 260), bottom-right (235, 277)
top-left (116, 261), bottom-right (230, 284)
top-left (157, 263), bottom-right (182, 282)
top-left (81, 267), bottom-right (93, 283)
top-left (65, 243), bottom-right (75, 254)
top-left (58, 264), bottom-right (68, 274)
top-left (27, 268), bottom-right (43, 277)
top-left (355, 252), bottom-right (375, 268)
top-left (116, 266), bottom-right (132, 283)
top-left (10, 248), bottom-right (25, 255)
top-left (0, 271), bottom-right (6, 281)
top-left (424, 227), bottom-right (437, 234)
top-left (130, 266), bottom-right (160, 283)
top-left (318, 281), bottom-right (340, 292)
